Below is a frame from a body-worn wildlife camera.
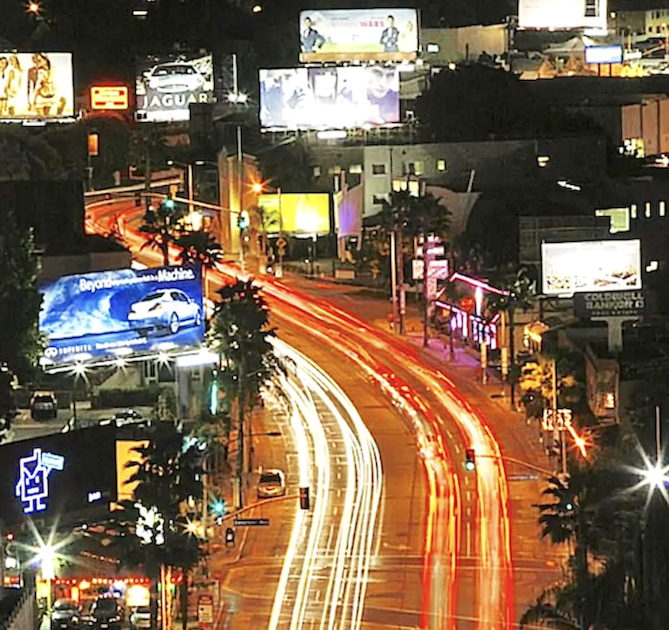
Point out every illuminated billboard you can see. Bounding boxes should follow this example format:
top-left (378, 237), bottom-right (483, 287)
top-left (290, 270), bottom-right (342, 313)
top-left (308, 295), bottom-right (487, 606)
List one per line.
top-left (135, 53), bottom-right (214, 123)
top-left (585, 46), bottom-right (622, 64)
top-left (518, 0), bottom-right (607, 31)
top-left (258, 193), bottom-right (330, 234)
top-left (0, 52), bottom-right (74, 121)
top-left (91, 85), bottom-right (129, 110)
top-left (299, 9), bottom-right (418, 62)
top-left (39, 266), bottom-right (204, 365)
top-left (541, 240), bottom-right (641, 296)
top-left (260, 66), bottom-right (400, 130)
top-left (0, 425), bottom-right (117, 526)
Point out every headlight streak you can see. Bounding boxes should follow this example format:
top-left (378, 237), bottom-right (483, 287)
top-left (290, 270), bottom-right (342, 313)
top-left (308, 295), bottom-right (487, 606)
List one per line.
top-left (86, 200), bottom-right (513, 630)
top-left (268, 339), bottom-right (384, 630)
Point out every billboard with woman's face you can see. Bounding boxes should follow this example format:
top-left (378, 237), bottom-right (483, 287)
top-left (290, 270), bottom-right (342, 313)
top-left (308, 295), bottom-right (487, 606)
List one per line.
top-left (0, 52), bottom-right (74, 121)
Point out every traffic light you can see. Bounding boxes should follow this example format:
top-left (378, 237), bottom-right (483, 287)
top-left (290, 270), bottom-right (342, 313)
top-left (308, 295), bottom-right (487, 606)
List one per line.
top-left (211, 498), bottom-right (226, 517)
top-left (299, 486), bottom-right (310, 510)
top-left (238, 210), bottom-right (250, 230)
top-left (162, 196), bottom-right (175, 211)
top-left (465, 449), bottom-right (476, 472)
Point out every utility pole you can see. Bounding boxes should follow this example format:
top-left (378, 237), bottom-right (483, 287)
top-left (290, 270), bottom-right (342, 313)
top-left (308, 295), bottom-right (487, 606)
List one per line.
top-left (390, 231), bottom-right (399, 332)
top-left (552, 359), bottom-right (567, 476)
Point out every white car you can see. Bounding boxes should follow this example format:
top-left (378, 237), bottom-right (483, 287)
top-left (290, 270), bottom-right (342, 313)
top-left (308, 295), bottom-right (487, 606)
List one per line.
top-left (146, 62), bottom-right (205, 93)
top-left (129, 606), bottom-right (151, 630)
top-left (128, 289), bottom-right (202, 335)
top-left (257, 469), bottom-right (286, 499)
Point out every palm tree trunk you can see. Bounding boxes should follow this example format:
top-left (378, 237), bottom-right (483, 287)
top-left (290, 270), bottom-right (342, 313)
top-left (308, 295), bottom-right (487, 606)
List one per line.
top-left (236, 364), bottom-right (245, 509)
top-left (179, 571), bottom-right (188, 630)
top-left (509, 307), bottom-right (516, 408)
top-left (575, 508), bottom-right (590, 630)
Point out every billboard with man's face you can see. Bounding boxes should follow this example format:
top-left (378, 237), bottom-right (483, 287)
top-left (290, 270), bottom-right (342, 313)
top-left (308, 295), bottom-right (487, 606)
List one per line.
top-left (299, 9), bottom-right (418, 62)
top-left (541, 240), bottom-right (641, 296)
top-left (135, 53), bottom-right (214, 123)
top-left (260, 66), bottom-right (400, 130)
top-left (39, 266), bottom-right (204, 366)
top-left (0, 52), bottom-right (74, 121)
top-left (518, 0), bottom-right (607, 31)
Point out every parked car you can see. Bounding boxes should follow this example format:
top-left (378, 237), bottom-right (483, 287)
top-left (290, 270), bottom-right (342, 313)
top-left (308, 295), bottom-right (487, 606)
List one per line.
top-left (128, 289), bottom-right (201, 335)
top-left (114, 408), bottom-right (143, 425)
top-left (129, 606), bottom-right (151, 630)
top-left (30, 391), bottom-right (58, 420)
top-left (257, 469), bottom-right (286, 499)
top-left (146, 62), bottom-right (205, 93)
top-left (83, 597), bottom-right (122, 629)
top-left (51, 599), bottom-right (81, 630)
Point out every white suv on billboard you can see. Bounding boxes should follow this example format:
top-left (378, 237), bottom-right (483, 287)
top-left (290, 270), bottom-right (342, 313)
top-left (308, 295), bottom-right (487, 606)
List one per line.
top-left (128, 289), bottom-right (201, 335)
top-left (146, 62), bottom-right (205, 93)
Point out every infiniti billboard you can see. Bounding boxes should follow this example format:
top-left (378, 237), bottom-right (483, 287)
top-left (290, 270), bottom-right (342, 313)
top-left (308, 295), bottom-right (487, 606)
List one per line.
top-left (135, 53), bottom-right (214, 123)
top-left (39, 266), bottom-right (204, 365)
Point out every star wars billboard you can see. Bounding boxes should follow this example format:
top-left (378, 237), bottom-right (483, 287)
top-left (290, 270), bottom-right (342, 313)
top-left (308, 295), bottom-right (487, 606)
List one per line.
top-left (260, 66), bottom-right (400, 130)
top-left (0, 425), bottom-right (117, 526)
top-left (135, 53), bottom-right (214, 123)
top-left (39, 266), bottom-right (205, 366)
top-left (299, 9), bottom-right (419, 62)
top-left (0, 52), bottom-right (74, 121)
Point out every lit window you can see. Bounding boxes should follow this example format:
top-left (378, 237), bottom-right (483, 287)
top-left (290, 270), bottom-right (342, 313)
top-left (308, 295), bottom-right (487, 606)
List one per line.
top-left (407, 161), bottom-right (424, 175)
top-left (437, 159), bottom-right (446, 171)
top-left (537, 156), bottom-right (550, 167)
top-left (427, 43), bottom-right (439, 53)
top-left (372, 164), bottom-right (386, 175)
top-left (349, 164), bottom-right (363, 174)
top-left (631, 204), bottom-right (637, 218)
top-left (645, 202), bottom-right (651, 217)
top-left (373, 194), bottom-right (388, 205)
top-left (313, 166), bottom-right (321, 177)
top-left (660, 200), bottom-right (666, 216)
top-left (604, 393), bottom-right (616, 409)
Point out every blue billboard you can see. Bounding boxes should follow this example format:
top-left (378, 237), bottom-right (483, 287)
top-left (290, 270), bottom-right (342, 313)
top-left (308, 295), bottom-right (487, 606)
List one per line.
top-left (40, 266), bottom-right (204, 365)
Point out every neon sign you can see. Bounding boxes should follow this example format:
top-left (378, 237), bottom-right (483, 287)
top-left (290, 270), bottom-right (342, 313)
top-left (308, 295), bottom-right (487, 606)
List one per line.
top-left (15, 448), bottom-right (65, 514)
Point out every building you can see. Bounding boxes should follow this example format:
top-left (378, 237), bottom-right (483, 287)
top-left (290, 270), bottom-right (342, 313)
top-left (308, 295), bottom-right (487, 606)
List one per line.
top-left (421, 24), bottom-right (509, 65)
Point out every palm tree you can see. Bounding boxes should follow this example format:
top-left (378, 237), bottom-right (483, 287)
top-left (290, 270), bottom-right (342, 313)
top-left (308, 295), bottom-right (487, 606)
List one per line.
top-left (174, 229), bottom-right (223, 268)
top-left (139, 198), bottom-right (187, 266)
top-left (373, 189), bottom-right (451, 333)
top-left (207, 280), bottom-right (278, 507)
top-left (115, 423), bottom-right (203, 630)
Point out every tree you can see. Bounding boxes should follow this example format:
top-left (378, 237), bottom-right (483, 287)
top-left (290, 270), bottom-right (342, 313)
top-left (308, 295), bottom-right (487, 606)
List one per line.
top-left (140, 198), bottom-right (187, 267)
top-left (116, 423), bottom-right (203, 630)
top-left (207, 280), bottom-right (278, 506)
top-left (174, 230), bottom-right (223, 268)
top-left (0, 211), bottom-right (44, 433)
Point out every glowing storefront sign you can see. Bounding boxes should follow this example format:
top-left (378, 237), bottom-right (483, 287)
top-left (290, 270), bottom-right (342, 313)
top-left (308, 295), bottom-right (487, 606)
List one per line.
top-left (90, 86), bottom-right (129, 110)
top-left (15, 448), bottom-right (65, 514)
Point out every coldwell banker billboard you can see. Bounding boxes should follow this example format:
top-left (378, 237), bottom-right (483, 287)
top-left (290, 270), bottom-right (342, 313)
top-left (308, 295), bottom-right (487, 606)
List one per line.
top-left (0, 52), bottom-right (74, 121)
top-left (299, 9), bottom-right (419, 62)
top-left (260, 66), bottom-right (400, 130)
top-left (0, 425), bottom-right (117, 526)
top-left (40, 266), bottom-right (204, 365)
top-left (135, 53), bottom-right (214, 123)
top-left (542, 240), bottom-right (642, 296)
top-left (258, 193), bottom-right (330, 234)
top-left (518, 0), bottom-right (607, 31)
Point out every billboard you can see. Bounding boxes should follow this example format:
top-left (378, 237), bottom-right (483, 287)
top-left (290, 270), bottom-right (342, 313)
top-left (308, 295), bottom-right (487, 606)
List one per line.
top-left (585, 46), bottom-right (623, 65)
top-left (518, 0), bottom-right (607, 31)
top-left (258, 193), bottom-right (330, 234)
top-left (574, 290), bottom-right (646, 319)
top-left (135, 53), bottom-right (214, 123)
top-left (0, 52), bottom-right (74, 121)
top-left (39, 266), bottom-right (204, 365)
top-left (0, 425), bottom-right (117, 526)
top-left (541, 240), bottom-right (641, 296)
top-left (259, 66), bottom-right (400, 130)
top-left (299, 9), bottom-right (419, 62)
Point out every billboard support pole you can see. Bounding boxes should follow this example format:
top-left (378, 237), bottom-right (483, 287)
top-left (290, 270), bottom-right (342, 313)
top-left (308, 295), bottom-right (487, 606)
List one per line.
top-left (390, 231), bottom-right (399, 332)
top-left (278, 188), bottom-right (284, 278)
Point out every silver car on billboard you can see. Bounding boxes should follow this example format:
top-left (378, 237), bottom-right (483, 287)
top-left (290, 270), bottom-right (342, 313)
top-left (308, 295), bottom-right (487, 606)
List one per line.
top-left (128, 289), bottom-right (202, 335)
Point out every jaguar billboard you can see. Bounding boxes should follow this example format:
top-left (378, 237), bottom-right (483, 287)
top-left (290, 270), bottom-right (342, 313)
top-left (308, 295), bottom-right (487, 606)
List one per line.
top-left (541, 240), bottom-right (641, 296)
top-left (260, 66), bottom-right (400, 130)
top-left (135, 53), bottom-right (214, 123)
top-left (39, 266), bottom-right (204, 365)
top-left (299, 8), bottom-right (419, 62)
top-left (0, 52), bottom-right (74, 121)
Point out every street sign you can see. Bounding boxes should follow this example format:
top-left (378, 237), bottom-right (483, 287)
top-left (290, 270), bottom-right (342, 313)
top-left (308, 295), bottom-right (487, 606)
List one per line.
top-left (90, 86), bottom-right (129, 110)
top-left (198, 594), bottom-right (214, 624)
top-left (233, 518), bottom-right (270, 527)
top-left (542, 409), bottom-right (573, 431)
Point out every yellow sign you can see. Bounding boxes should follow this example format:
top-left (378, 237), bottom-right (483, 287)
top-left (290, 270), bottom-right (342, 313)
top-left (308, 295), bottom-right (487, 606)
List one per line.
top-left (115, 440), bottom-right (148, 503)
top-left (258, 193), bottom-right (330, 234)
top-left (91, 86), bottom-right (129, 110)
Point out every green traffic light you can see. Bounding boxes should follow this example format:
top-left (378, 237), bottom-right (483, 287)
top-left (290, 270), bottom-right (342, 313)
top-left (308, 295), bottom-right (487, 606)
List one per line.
top-left (212, 499), bottom-right (226, 516)
top-left (465, 461), bottom-right (476, 472)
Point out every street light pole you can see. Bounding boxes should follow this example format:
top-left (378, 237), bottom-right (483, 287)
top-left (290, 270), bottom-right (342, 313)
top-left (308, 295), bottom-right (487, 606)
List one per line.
top-left (278, 187), bottom-right (284, 278)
